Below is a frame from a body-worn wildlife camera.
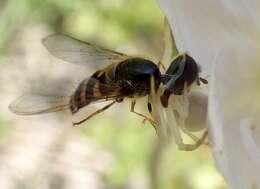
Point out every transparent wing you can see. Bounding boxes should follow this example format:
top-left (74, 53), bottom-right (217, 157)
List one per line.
top-left (86, 77), bottom-right (122, 100)
top-left (9, 77), bottom-right (123, 116)
top-left (8, 74), bottom-right (79, 116)
top-left (42, 34), bottom-right (131, 68)
top-left (9, 94), bottom-right (70, 115)
top-left (69, 77), bottom-right (123, 114)
top-left (161, 16), bottom-right (178, 65)
top-left (70, 77), bottom-right (123, 125)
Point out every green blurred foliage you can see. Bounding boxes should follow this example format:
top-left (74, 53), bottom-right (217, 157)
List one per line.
top-left (0, 0), bottom-right (163, 52)
top-left (0, 0), bottom-right (228, 189)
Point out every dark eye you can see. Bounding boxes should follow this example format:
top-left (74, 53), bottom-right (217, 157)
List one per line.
top-left (172, 65), bottom-right (180, 74)
top-left (165, 55), bottom-right (184, 75)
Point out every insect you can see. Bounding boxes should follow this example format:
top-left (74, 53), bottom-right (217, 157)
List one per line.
top-left (9, 34), bottom-right (207, 129)
top-left (160, 53), bottom-right (208, 108)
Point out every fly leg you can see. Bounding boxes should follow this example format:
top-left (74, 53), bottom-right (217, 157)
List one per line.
top-left (157, 61), bottom-right (166, 71)
top-left (177, 118), bottom-right (200, 142)
top-left (131, 100), bottom-right (157, 128)
top-left (73, 101), bottom-right (116, 126)
top-left (181, 126), bottom-right (200, 142)
top-left (177, 115), bottom-right (209, 146)
top-left (165, 109), bottom-right (208, 151)
top-left (175, 130), bottom-right (208, 151)
top-left (142, 98), bottom-right (153, 123)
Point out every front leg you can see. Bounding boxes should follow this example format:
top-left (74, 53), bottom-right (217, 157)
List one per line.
top-left (157, 61), bottom-right (166, 71)
top-left (176, 130), bottom-right (208, 151)
top-left (73, 101), bottom-right (116, 126)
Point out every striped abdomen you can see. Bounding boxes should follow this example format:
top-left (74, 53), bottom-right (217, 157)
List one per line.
top-left (69, 78), bottom-right (95, 114)
top-left (69, 64), bottom-right (119, 114)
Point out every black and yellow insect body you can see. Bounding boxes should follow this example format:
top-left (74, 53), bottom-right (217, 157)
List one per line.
top-left (114, 58), bottom-right (161, 96)
top-left (69, 56), bottom-right (162, 125)
top-left (9, 34), bottom-right (206, 127)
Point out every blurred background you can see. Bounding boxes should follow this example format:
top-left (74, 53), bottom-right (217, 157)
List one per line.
top-left (0, 0), bottom-right (227, 188)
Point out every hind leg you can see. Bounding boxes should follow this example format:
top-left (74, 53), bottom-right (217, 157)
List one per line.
top-left (73, 101), bottom-right (116, 126)
top-left (181, 126), bottom-right (200, 142)
top-left (176, 130), bottom-right (208, 151)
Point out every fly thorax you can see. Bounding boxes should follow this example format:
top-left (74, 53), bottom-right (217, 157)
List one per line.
top-left (115, 58), bottom-right (161, 96)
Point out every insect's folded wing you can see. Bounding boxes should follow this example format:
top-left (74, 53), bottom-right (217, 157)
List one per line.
top-left (70, 77), bottom-right (123, 114)
top-left (87, 78), bottom-right (123, 100)
top-left (42, 34), bottom-right (131, 69)
top-left (71, 78), bottom-right (123, 123)
top-left (9, 94), bottom-right (70, 115)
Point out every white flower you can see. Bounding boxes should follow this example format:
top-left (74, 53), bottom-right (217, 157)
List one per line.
top-left (157, 0), bottom-right (260, 188)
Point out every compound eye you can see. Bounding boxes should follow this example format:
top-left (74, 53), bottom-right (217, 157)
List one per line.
top-left (165, 57), bottom-right (183, 75)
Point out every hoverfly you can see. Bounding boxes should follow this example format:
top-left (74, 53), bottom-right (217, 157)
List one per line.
top-left (9, 34), bottom-right (207, 129)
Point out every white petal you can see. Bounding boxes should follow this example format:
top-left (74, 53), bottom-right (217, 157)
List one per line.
top-left (157, 0), bottom-right (260, 77)
top-left (157, 0), bottom-right (260, 188)
top-left (185, 92), bottom-right (207, 132)
top-left (209, 40), bottom-right (260, 189)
